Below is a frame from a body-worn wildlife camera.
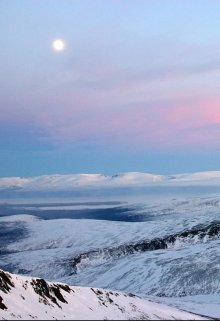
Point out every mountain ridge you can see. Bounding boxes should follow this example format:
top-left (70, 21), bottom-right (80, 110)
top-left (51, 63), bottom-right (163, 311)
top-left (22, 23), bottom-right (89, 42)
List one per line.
top-left (1, 171), bottom-right (220, 192)
top-left (0, 269), bottom-right (210, 320)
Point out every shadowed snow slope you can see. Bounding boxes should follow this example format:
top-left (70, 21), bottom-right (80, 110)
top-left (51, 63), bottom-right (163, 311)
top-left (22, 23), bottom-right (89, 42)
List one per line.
top-left (0, 270), bottom-right (209, 320)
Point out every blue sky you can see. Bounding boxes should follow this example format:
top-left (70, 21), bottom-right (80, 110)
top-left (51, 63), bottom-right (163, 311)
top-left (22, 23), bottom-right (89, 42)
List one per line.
top-left (1, 1), bottom-right (220, 177)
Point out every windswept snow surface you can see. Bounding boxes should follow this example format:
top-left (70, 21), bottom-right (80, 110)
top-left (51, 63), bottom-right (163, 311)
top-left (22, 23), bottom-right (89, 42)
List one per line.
top-left (0, 270), bottom-right (209, 320)
top-left (0, 171), bottom-right (220, 319)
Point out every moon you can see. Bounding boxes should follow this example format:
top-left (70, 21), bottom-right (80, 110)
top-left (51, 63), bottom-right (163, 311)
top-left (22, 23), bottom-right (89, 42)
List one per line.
top-left (52, 39), bottom-right (65, 52)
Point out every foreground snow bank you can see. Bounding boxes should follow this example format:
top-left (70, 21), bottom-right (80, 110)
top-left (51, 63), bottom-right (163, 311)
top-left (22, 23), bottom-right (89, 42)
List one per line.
top-left (0, 270), bottom-right (210, 320)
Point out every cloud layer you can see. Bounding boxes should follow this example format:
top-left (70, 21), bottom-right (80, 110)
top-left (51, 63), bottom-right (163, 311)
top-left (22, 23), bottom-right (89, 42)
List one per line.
top-left (1, 1), bottom-right (220, 175)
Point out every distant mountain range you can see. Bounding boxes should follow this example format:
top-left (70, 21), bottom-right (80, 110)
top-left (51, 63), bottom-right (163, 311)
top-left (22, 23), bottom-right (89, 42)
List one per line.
top-left (1, 171), bottom-right (220, 192)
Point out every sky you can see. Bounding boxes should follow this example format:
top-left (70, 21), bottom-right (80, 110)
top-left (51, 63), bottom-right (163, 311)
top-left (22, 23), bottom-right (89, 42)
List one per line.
top-left (1, 0), bottom-right (220, 177)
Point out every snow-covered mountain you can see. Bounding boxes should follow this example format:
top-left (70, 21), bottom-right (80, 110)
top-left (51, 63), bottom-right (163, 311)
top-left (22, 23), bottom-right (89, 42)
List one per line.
top-left (1, 174), bottom-right (220, 320)
top-left (0, 172), bottom-right (162, 192)
top-left (0, 269), bottom-right (209, 320)
top-left (1, 171), bottom-right (220, 192)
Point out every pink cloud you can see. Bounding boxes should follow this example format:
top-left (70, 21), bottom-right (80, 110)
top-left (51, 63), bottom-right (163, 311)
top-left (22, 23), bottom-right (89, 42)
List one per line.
top-left (3, 67), bottom-right (220, 151)
top-left (36, 96), bottom-right (220, 150)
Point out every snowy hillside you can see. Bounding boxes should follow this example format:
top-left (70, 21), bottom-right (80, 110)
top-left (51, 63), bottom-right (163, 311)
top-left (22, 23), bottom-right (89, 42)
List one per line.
top-left (0, 270), bottom-right (209, 320)
top-left (1, 175), bottom-right (220, 320)
top-left (1, 171), bottom-right (220, 192)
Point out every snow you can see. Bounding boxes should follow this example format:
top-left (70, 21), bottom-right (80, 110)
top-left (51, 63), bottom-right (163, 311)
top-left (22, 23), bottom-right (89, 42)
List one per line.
top-left (156, 295), bottom-right (220, 319)
top-left (0, 215), bottom-right (38, 223)
top-left (0, 270), bottom-right (209, 320)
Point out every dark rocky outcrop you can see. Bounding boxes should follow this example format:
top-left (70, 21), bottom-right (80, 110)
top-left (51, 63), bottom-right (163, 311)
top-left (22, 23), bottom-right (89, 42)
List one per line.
top-left (0, 295), bottom-right (7, 310)
top-left (0, 270), bottom-right (15, 311)
top-left (31, 278), bottom-right (72, 308)
top-left (0, 270), bottom-right (14, 294)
